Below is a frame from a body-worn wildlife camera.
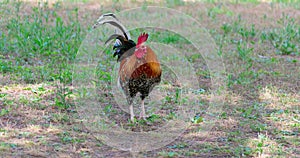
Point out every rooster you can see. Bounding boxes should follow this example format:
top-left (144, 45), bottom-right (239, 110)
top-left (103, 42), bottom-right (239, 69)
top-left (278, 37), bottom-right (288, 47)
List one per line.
top-left (95, 13), bottom-right (162, 121)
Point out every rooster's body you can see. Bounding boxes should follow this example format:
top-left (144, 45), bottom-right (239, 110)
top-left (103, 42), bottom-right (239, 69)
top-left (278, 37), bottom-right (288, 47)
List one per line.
top-left (95, 14), bottom-right (162, 121)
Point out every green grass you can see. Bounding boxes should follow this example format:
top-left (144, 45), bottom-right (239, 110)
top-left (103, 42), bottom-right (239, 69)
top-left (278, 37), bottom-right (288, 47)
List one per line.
top-left (267, 14), bottom-right (299, 55)
top-left (0, 0), bottom-right (299, 157)
top-left (1, 0), bottom-right (82, 84)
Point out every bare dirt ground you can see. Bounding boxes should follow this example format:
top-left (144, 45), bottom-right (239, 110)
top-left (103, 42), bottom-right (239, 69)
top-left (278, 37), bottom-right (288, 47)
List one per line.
top-left (0, 0), bottom-right (299, 157)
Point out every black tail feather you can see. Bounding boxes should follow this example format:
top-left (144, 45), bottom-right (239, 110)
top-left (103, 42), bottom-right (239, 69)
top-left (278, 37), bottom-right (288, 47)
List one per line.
top-left (106, 35), bottom-right (136, 62)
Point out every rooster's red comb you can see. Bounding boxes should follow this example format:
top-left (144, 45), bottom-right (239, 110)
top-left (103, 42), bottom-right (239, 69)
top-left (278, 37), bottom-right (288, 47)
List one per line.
top-left (137, 32), bottom-right (148, 45)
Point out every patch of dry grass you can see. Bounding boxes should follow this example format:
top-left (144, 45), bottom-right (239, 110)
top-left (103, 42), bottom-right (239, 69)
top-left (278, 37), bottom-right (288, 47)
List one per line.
top-left (1, 0), bottom-right (299, 157)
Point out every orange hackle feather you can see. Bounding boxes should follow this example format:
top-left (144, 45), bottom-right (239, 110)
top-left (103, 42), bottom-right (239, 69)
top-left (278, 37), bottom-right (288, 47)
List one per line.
top-left (119, 47), bottom-right (161, 82)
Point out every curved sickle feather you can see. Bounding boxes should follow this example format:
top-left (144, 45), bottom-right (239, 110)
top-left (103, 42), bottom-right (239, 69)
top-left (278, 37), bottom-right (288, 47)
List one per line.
top-left (96, 13), bottom-right (119, 24)
top-left (105, 34), bottom-right (125, 44)
top-left (101, 13), bottom-right (118, 20)
top-left (105, 34), bottom-right (123, 44)
top-left (102, 20), bottom-right (129, 40)
top-left (94, 13), bottom-right (131, 40)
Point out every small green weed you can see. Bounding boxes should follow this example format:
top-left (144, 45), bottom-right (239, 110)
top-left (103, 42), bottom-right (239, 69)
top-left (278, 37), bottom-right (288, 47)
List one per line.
top-left (267, 14), bottom-right (299, 55)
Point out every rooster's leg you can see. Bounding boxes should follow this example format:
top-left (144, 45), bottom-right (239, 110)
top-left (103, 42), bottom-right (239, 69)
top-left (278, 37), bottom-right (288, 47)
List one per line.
top-left (140, 99), bottom-right (146, 120)
top-left (130, 104), bottom-right (135, 122)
